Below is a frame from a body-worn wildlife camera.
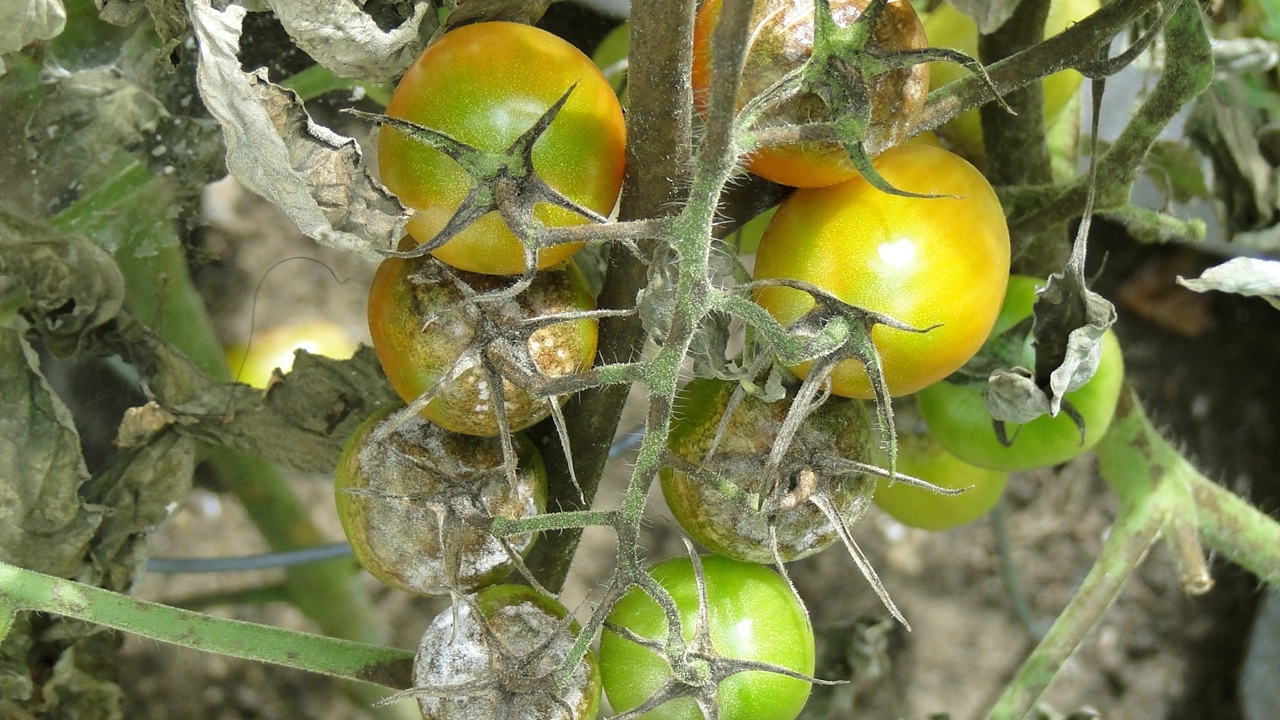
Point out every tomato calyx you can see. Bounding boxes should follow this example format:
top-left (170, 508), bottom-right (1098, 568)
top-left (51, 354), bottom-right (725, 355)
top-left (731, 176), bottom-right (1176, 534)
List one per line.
top-left (351, 84), bottom-right (607, 274)
top-left (602, 548), bottom-right (828, 720)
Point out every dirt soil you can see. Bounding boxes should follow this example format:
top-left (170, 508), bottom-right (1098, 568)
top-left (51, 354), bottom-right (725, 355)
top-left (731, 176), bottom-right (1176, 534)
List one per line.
top-left (111, 166), bottom-right (1280, 720)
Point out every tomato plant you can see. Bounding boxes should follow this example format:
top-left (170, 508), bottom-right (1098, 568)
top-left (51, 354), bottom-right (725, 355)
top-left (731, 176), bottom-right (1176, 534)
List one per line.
top-left (599, 555), bottom-right (815, 720)
top-left (873, 423), bottom-right (1009, 531)
top-left (916, 275), bottom-right (1126, 472)
top-left (413, 584), bottom-right (601, 720)
top-left (923, 0), bottom-right (1100, 160)
top-left (380, 21), bottom-right (626, 275)
top-left (752, 143), bottom-right (1011, 398)
top-left (334, 407), bottom-right (546, 596)
top-left (691, 0), bottom-right (929, 187)
top-left (367, 247), bottom-right (598, 436)
top-left (662, 377), bottom-right (876, 563)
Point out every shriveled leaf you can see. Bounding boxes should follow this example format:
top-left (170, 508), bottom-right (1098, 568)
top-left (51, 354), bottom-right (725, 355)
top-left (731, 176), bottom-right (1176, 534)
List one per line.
top-left (0, 330), bottom-right (99, 579)
top-left (0, 212), bottom-right (125, 349)
top-left (267, 0), bottom-right (435, 82)
top-left (438, 0), bottom-right (552, 36)
top-left (948, 0), bottom-right (1021, 35)
top-left (0, 0), bottom-right (65, 75)
top-left (81, 429), bottom-right (195, 592)
top-left (984, 367), bottom-right (1052, 424)
top-left (1177, 256), bottom-right (1280, 310)
top-left (1185, 83), bottom-right (1275, 233)
top-left (146, 346), bottom-right (400, 472)
top-left (188, 0), bottom-right (407, 258)
top-left (1212, 37), bottom-right (1279, 80)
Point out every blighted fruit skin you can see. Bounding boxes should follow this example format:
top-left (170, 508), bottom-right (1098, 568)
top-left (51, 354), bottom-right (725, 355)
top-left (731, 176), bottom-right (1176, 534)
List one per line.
top-left (414, 584), bottom-right (601, 720)
top-left (334, 408), bottom-right (546, 596)
top-left (662, 378), bottom-right (876, 563)
top-left (692, 0), bottom-right (930, 187)
top-left (367, 249), bottom-right (598, 436)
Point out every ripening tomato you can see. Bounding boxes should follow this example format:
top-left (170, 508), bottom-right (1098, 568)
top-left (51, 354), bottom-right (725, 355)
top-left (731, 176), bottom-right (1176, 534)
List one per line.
top-left (367, 246), bottom-right (598, 436)
top-left (916, 275), bottom-right (1125, 472)
top-left (752, 143), bottom-right (1011, 398)
top-left (379, 21), bottom-right (626, 275)
top-left (692, 0), bottom-right (929, 187)
top-left (923, 0), bottom-right (1100, 161)
top-left (600, 555), bottom-right (815, 720)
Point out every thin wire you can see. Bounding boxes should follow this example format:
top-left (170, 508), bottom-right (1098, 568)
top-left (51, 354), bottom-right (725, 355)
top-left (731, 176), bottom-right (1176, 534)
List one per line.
top-left (146, 542), bottom-right (354, 574)
top-left (146, 427), bottom-right (648, 574)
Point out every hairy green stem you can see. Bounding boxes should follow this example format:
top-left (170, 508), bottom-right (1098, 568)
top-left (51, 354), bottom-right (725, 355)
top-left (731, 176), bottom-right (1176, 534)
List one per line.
top-left (0, 561), bottom-right (413, 690)
top-left (984, 496), bottom-right (1162, 720)
top-left (524, 0), bottom-right (697, 591)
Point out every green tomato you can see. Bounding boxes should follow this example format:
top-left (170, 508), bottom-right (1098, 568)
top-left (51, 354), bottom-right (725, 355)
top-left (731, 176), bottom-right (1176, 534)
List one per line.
top-left (873, 425), bottom-right (1008, 531)
top-left (599, 555), bottom-right (814, 720)
top-left (591, 21), bottom-right (630, 107)
top-left (916, 275), bottom-right (1126, 472)
top-left (923, 0), bottom-right (1100, 161)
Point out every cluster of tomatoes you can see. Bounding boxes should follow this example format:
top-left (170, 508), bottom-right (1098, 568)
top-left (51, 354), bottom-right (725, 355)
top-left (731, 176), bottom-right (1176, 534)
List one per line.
top-left (327, 1), bottom-right (1124, 718)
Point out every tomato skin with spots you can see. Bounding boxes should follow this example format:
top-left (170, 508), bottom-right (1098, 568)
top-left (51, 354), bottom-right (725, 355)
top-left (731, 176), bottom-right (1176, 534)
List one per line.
top-left (379, 21), bottom-right (626, 275)
top-left (692, 0), bottom-right (930, 187)
top-left (366, 246), bottom-right (597, 436)
top-left (752, 143), bottom-right (1011, 398)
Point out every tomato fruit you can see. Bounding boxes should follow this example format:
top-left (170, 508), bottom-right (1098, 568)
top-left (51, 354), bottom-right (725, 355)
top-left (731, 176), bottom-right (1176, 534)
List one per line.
top-left (225, 318), bottom-right (359, 389)
top-left (692, 0), bottom-right (929, 188)
top-left (414, 584), bottom-right (601, 720)
top-left (600, 555), bottom-right (814, 720)
top-left (367, 246), bottom-right (598, 436)
top-left (662, 378), bottom-right (876, 563)
top-left (923, 0), bottom-right (1100, 161)
top-left (872, 420), bottom-right (1008, 530)
top-left (916, 275), bottom-right (1125, 472)
top-left (334, 407), bottom-right (546, 596)
top-left (752, 143), bottom-right (1010, 399)
top-left (379, 21), bottom-right (626, 275)
top-left (591, 21), bottom-right (630, 107)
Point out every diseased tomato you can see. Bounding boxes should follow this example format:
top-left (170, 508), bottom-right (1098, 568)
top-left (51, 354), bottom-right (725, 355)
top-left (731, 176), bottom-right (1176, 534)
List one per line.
top-left (662, 377), bottom-right (876, 563)
top-left (367, 245), bottom-right (598, 436)
top-left (413, 584), bottom-right (601, 720)
top-left (380, 21), bottom-right (626, 275)
top-left (692, 0), bottom-right (930, 188)
top-left (916, 275), bottom-right (1125, 472)
top-left (334, 407), bottom-right (546, 596)
top-left (599, 555), bottom-right (814, 720)
top-left (752, 143), bottom-right (1010, 398)
top-left (872, 419), bottom-right (1009, 530)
